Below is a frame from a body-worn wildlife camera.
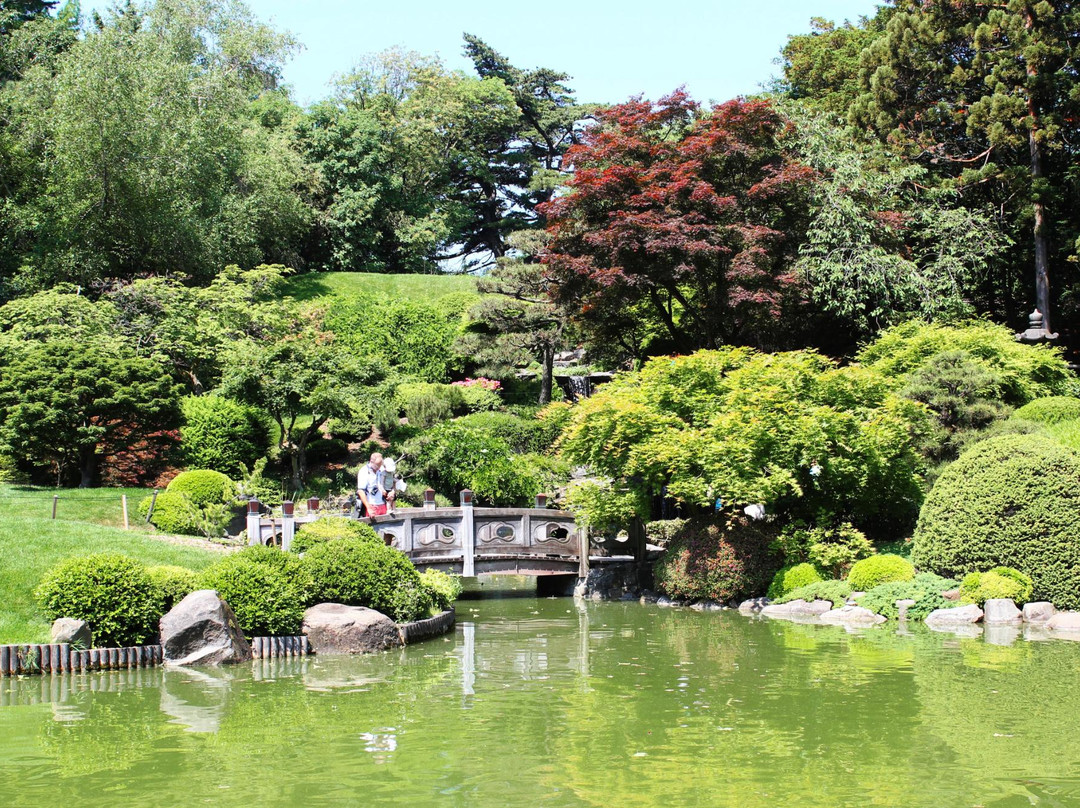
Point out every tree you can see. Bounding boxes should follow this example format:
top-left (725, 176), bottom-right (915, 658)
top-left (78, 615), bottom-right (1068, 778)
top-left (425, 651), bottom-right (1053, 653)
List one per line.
top-left (0, 336), bottom-right (181, 486)
top-left (541, 92), bottom-right (815, 362)
top-left (853, 0), bottom-right (1080, 334)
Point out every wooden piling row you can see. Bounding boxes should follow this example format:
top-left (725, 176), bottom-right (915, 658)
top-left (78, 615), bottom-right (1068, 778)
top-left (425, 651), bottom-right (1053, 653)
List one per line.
top-left (250, 636), bottom-right (310, 659)
top-left (0, 643), bottom-right (164, 677)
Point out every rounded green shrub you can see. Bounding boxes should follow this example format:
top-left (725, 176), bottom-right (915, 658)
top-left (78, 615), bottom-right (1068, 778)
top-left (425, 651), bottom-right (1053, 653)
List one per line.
top-left (457, 385), bottom-right (502, 414)
top-left (137, 490), bottom-right (198, 535)
top-left (147, 565), bottom-right (198, 613)
top-left (1012, 396), bottom-right (1080, 425)
top-left (36, 554), bottom-right (160, 647)
top-left (420, 569), bottom-right (463, 612)
top-left (197, 555), bottom-right (305, 637)
top-left (653, 515), bottom-right (781, 603)
top-left (857, 573), bottom-right (958, 620)
top-left (766, 563), bottom-right (823, 600)
top-left (775, 579), bottom-right (852, 607)
top-left (166, 469), bottom-right (234, 507)
top-left (179, 395), bottom-right (270, 476)
top-left (959, 567), bottom-right (1034, 606)
top-left (291, 517), bottom-right (380, 554)
top-left (302, 538), bottom-right (430, 622)
top-left (912, 434), bottom-right (1080, 609)
top-left (847, 554), bottom-right (914, 591)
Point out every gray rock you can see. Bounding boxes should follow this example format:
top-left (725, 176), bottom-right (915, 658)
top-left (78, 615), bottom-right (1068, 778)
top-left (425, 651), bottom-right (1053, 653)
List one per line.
top-left (302, 603), bottom-right (402, 655)
top-left (1046, 611), bottom-right (1080, 633)
top-left (983, 598), bottom-right (1022, 625)
top-left (690, 600), bottom-right (725, 612)
top-left (924, 604), bottom-right (983, 626)
top-left (639, 590), bottom-right (660, 604)
top-left (160, 590), bottom-right (252, 666)
top-left (738, 597), bottom-right (770, 614)
top-left (50, 618), bottom-right (92, 648)
top-left (1022, 601), bottom-right (1057, 624)
top-left (942, 588), bottom-right (961, 601)
top-left (760, 599), bottom-right (833, 618)
top-left (895, 599), bottom-right (917, 620)
top-left (820, 606), bottom-right (886, 626)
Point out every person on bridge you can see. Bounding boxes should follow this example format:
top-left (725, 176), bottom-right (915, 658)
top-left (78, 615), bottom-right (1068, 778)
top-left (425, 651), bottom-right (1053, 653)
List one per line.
top-left (357, 452), bottom-right (387, 517)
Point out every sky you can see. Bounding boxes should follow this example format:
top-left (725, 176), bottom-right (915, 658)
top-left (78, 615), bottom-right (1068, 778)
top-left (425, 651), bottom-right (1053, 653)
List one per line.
top-left (82, 0), bottom-right (884, 106)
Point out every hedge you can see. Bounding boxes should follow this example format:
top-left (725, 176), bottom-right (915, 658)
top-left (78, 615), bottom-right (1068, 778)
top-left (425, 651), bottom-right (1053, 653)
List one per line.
top-left (291, 517), bottom-right (380, 554)
top-left (179, 395), bottom-right (270, 476)
top-left (766, 563), bottom-right (823, 601)
top-left (912, 434), bottom-right (1080, 609)
top-left (166, 469), bottom-right (234, 506)
top-left (197, 552), bottom-right (306, 637)
top-left (847, 554), bottom-right (914, 591)
top-left (1012, 396), bottom-right (1080, 425)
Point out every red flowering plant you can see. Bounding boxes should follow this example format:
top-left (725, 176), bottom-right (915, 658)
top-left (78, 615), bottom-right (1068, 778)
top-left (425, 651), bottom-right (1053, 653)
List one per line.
top-left (451, 377), bottom-right (502, 391)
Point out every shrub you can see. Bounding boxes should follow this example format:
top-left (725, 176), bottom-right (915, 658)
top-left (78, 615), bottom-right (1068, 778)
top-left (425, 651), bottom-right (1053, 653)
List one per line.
top-left (774, 521), bottom-right (874, 578)
top-left (766, 563), bottom-right (823, 600)
top-left (419, 569), bottom-right (463, 612)
top-left (653, 515), bottom-right (781, 603)
top-left (395, 382), bottom-right (465, 428)
top-left (912, 434), bottom-right (1080, 608)
top-left (137, 490), bottom-right (197, 535)
top-left (451, 411), bottom-right (556, 455)
top-left (847, 554), bottom-right (914, 591)
top-left (858, 320), bottom-right (1076, 406)
top-left (197, 555), bottom-right (306, 637)
top-left (775, 579), bottom-right (852, 608)
top-left (291, 517), bottom-right (380, 554)
top-left (1012, 396), bottom-right (1080, 425)
top-left (456, 384), bottom-right (502, 414)
top-left (147, 565), bottom-right (198, 613)
top-left (302, 538), bottom-right (430, 622)
top-left (36, 554), bottom-right (160, 647)
top-left (959, 567), bottom-right (1034, 606)
top-left (179, 395), bottom-right (270, 476)
top-left (166, 469), bottom-right (234, 506)
top-left (857, 573), bottom-right (959, 620)
top-left (645, 519), bottom-right (689, 548)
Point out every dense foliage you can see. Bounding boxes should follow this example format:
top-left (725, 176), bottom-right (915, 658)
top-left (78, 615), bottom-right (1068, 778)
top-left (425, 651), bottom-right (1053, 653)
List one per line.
top-left (291, 517), bottom-right (380, 554)
top-left (166, 470), bottom-right (234, 507)
top-left (846, 555), bottom-right (914, 592)
top-left (775, 579), bottom-right (852, 608)
top-left (197, 550), bottom-right (307, 637)
top-left (146, 565), bottom-right (199, 613)
top-left (959, 568), bottom-right (1034, 607)
top-left (912, 434), bottom-right (1080, 609)
top-left (857, 573), bottom-right (958, 621)
top-left (766, 563), bottom-right (823, 601)
top-left (1012, 397), bottom-right (1080, 425)
top-left (179, 395), bottom-right (270, 476)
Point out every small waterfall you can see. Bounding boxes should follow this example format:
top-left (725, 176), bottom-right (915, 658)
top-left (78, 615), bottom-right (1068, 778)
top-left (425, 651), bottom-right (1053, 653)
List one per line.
top-left (567, 375), bottom-right (591, 401)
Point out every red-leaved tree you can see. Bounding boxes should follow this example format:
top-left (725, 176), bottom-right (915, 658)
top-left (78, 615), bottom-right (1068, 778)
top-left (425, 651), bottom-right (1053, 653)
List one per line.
top-left (540, 91), bottom-right (815, 361)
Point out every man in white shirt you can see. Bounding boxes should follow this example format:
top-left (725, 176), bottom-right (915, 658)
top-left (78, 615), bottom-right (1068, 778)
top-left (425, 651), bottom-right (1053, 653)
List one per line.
top-left (356, 452), bottom-right (387, 516)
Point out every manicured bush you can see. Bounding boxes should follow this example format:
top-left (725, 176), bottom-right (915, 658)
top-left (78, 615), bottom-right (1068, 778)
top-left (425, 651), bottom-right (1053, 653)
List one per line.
top-left (1012, 396), bottom-right (1080, 425)
top-left (147, 565), bottom-right (198, 613)
top-left (775, 579), bottom-right (852, 608)
top-left (645, 519), bottom-right (689, 548)
top-left (766, 563), bottom-right (823, 600)
top-left (137, 490), bottom-right (197, 535)
top-left (197, 555), bottom-right (306, 637)
top-left (419, 569), bottom-right (463, 612)
top-left (912, 434), bottom-right (1080, 608)
top-left (302, 538), bottom-right (430, 622)
top-left (847, 554), bottom-right (914, 591)
top-left (857, 573), bottom-right (958, 620)
top-left (36, 554), bottom-right (160, 647)
top-left (166, 469), bottom-right (234, 506)
top-left (959, 568), bottom-right (1034, 606)
top-left (291, 517), bottom-right (380, 554)
top-left (179, 395), bottom-right (270, 476)
top-left (653, 515), bottom-right (781, 603)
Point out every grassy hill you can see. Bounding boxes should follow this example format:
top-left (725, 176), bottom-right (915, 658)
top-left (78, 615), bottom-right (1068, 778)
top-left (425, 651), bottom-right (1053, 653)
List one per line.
top-left (283, 271), bottom-right (479, 303)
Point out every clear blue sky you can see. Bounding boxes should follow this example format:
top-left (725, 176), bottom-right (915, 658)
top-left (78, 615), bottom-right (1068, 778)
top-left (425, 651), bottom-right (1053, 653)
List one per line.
top-left (84, 1), bottom-right (884, 106)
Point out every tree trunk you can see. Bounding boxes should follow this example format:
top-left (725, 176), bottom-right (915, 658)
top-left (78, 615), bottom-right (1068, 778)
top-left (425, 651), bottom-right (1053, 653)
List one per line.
top-left (1029, 127), bottom-right (1052, 333)
top-left (78, 447), bottom-right (96, 489)
top-left (539, 344), bottom-right (554, 405)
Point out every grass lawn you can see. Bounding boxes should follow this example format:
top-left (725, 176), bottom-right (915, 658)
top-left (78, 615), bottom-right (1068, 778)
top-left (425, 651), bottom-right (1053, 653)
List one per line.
top-left (282, 271), bottom-right (479, 303)
top-left (0, 517), bottom-right (219, 644)
top-left (0, 484), bottom-right (157, 531)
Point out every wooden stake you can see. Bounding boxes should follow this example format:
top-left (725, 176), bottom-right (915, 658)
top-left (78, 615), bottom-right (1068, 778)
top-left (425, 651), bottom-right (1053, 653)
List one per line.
top-left (121, 495), bottom-right (129, 530)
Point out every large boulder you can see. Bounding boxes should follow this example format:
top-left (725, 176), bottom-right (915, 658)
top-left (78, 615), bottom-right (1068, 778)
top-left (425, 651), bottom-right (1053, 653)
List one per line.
top-left (983, 599), bottom-right (1022, 625)
top-left (925, 604), bottom-right (983, 626)
top-left (1046, 611), bottom-right (1080, 633)
top-left (738, 598), bottom-right (770, 614)
top-left (820, 606), bottom-right (886, 626)
top-left (1022, 602), bottom-right (1057, 624)
top-left (302, 603), bottom-right (403, 655)
top-left (160, 590), bottom-right (252, 666)
top-left (760, 599), bottom-right (833, 619)
top-left (51, 618), bottom-right (92, 648)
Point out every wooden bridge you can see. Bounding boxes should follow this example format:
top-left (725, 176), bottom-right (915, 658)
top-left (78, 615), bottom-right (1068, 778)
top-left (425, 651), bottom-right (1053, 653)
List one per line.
top-left (246, 491), bottom-right (588, 578)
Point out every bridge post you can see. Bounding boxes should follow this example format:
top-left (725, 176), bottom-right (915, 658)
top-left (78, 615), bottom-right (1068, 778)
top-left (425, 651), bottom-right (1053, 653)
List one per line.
top-left (246, 499), bottom-right (261, 546)
top-left (281, 500), bottom-right (295, 552)
top-left (460, 490), bottom-right (475, 577)
top-left (578, 525), bottom-right (589, 578)
top-left (423, 488), bottom-right (437, 511)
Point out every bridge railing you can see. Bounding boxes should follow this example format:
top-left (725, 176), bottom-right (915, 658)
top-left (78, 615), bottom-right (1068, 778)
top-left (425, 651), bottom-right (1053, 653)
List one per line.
top-left (245, 490), bottom-right (587, 578)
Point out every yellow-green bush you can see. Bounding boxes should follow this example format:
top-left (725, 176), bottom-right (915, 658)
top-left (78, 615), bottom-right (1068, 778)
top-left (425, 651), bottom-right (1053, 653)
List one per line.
top-left (1011, 396), bottom-right (1080, 425)
top-left (847, 554), bottom-right (914, 591)
top-left (166, 469), bottom-right (234, 506)
top-left (766, 563), bottom-right (823, 600)
top-left (959, 568), bottom-right (1034, 606)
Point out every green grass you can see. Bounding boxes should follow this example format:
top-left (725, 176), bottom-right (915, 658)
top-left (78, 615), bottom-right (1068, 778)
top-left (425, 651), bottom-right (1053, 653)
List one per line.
top-left (1043, 419), bottom-right (1080, 453)
top-left (0, 484), bottom-right (157, 530)
top-left (0, 517), bottom-right (218, 643)
top-left (283, 271), bottom-right (479, 303)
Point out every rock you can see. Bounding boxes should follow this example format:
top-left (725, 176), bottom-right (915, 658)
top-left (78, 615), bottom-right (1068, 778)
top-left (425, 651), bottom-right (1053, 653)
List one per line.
top-left (1022, 602), bottom-right (1057, 624)
top-left (690, 600), bottom-right (724, 612)
top-left (50, 618), bottom-right (92, 648)
top-left (738, 598), bottom-right (770, 614)
top-left (760, 599), bottom-right (833, 618)
top-left (983, 598), bottom-right (1022, 625)
top-left (895, 599), bottom-right (917, 620)
top-left (302, 603), bottom-right (402, 654)
top-left (924, 604), bottom-right (983, 626)
top-left (639, 590), bottom-right (660, 604)
top-left (819, 606), bottom-right (886, 626)
top-left (160, 590), bottom-right (252, 666)
top-left (1046, 611), bottom-right (1080, 633)
top-left (942, 588), bottom-right (961, 601)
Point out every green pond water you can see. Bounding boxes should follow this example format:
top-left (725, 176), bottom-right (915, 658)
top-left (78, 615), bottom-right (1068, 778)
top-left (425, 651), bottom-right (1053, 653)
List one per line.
top-left (2, 594), bottom-right (1080, 807)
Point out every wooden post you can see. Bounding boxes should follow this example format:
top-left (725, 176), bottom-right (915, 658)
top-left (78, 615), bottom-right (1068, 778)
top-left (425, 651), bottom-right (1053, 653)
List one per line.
top-left (121, 495), bottom-right (129, 530)
top-left (460, 490), bottom-right (475, 577)
top-left (52, 495), bottom-right (58, 520)
top-left (145, 489), bottom-right (159, 523)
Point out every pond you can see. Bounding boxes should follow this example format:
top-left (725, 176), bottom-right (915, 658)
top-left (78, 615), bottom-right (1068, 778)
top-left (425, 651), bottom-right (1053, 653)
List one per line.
top-left (2, 594), bottom-right (1080, 807)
